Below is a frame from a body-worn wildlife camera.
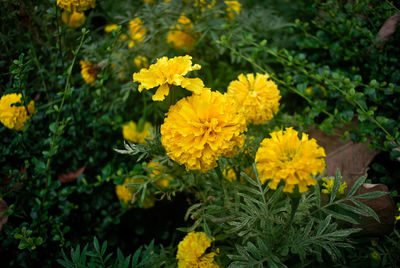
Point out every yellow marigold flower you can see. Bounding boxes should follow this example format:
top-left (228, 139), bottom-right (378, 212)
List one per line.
top-left (80, 60), bottom-right (99, 86)
top-left (0, 93), bottom-right (34, 131)
top-left (227, 73), bottom-right (281, 125)
top-left (115, 178), bottom-right (155, 208)
top-left (396, 207), bottom-right (400, 221)
top-left (255, 127), bottom-right (326, 193)
top-left (122, 121), bottom-right (153, 144)
top-left (161, 90), bottom-right (246, 172)
top-left (61, 11), bottom-right (85, 28)
top-left (133, 55), bottom-right (206, 101)
top-left (134, 56), bottom-right (149, 69)
top-left (194, 0), bottom-right (216, 11)
top-left (167, 15), bottom-right (196, 51)
top-left (119, 33), bottom-right (128, 41)
top-left (105, 24), bottom-right (118, 33)
top-left (176, 232), bottom-right (219, 268)
top-left (57, 0), bottom-right (95, 12)
top-left (321, 177), bottom-right (347, 195)
top-left (128, 18), bottom-right (146, 47)
top-left (147, 160), bottom-right (173, 188)
top-left (225, 1), bottom-right (242, 19)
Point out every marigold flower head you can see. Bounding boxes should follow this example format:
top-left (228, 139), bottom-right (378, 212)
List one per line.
top-left (122, 121), bottom-right (153, 144)
top-left (115, 178), bottom-right (155, 208)
top-left (225, 1), bottom-right (242, 19)
top-left (61, 11), bottom-right (85, 28)
top-left (80, 60), bottom-right (99, 86)
top-left (176, 232), bottom-right (219, 268)
top-left (104, 24), bottom-right (118, 33)
top-left (161, 90), bottom-right (246, 172)
top-left (227, 73), bottom-right (280, 125)
top-left (194, 0), bottom-right (216, 11)
top-left (255, 127), bottom-right (326, 193)
top-left (147, 160), bottom-right (173, 188)
top-left (133, 55), bottom-right (206, 101)
top-left (0, 93), bottom-right (34, 131)
top-left (167, 15), bottom-right (196, 51)
top-left (134, 56), bottom-right (149, 69)
top-left (321, 177), bottom-right (347, 195)
top-left (128, 18), bottom-right (146, 47)
top-left (57, 0), bottom-right (95, 12)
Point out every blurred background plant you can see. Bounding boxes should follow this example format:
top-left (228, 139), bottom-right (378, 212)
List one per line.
top-left (1, 0), bottom-right (400, 267)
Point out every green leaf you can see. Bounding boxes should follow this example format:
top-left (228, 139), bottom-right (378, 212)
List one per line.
top-left (317, 215), bottom-right (331, 235)
top-left (351, 199), bottom-right (380, 223)
top-left (355, 191), bottom-right (388, 199)
top-left (330, 170), bottom-right (342, 202)
top-left (324, 209), bottom-right (359, 224)
top-left (347, 176), bottom-right (367, 197)
top-left (93, 237), bottom-right (100, 254)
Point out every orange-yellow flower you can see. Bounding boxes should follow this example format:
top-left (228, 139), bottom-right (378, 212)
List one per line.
top-left (122, 121), bottom-right (153, 144)
top-left (176, 232), bottom-right (219, 268)
top-left (161, 90), bottom-right (246, 172)
top-left (80, 60), bottom-right (99, 86)
top-left (133, 55), bottom-right (206, 101)
top-left (0, 93), bottom-right (34, 131)
top-left (134, 56), bottom-right (149, 69)
top-left (61, 11), bottom-right (85, 28)
top-left (57, 0), bottom-right (95, 12)
top-left (225, 1), bottom-right (242, 19)
top-left (128, 18), bottom-right (146, 47)
top-left (104, 24), bottom-right (119, 33)
top-left (255, 127), bottom-right (326, 193)
top-left (167, 15), bottom-right (196, 51)
top-left (227, 73), bottom-right (280, 125)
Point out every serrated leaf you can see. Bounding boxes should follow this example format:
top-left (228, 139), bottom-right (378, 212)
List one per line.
top-left (131, 246), bottom-right (142, 267)
top-left (330, 170), bottom-right (342, 202)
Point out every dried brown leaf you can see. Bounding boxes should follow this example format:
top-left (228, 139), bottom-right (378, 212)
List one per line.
top-left (375, 13), bottom-right (400, 47)
top-left (58, 166), bottom-right (86, 183)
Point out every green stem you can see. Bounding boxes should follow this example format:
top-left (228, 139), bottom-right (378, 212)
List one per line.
top-left (287, 197), bottom-right (300, 225)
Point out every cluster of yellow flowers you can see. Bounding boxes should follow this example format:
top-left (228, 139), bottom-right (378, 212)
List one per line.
top-left (227, 73), bottom-right (281, 125)
top-left (128, 18), bottom-right (147, 48)
top-left (80, 60), bottom-right (99, 86)
top-left (176, 232), bottom-right (219, 268)
top-left (56, 0), bottom-right (95, 12)
top-left (133, 55), bottom-right (206, 101)
top-left (61, 11), bottom-right (85, 28)
top-left (134, 56), bottom-right (149, 69)
top-left (0, 93), bottom-right (35, 131)
top-left (225, 0), bottom-right (242, 19)
top-left (255, 127), bottom-right (326, 193)
top-left (161, 90), bottom-right (246, 171)
top-left (321, 177), bottom-right (348, 195)
top-left (167, 15), bottom-right (196, 51)
top-left (122, 121), bottom-right (153, 144)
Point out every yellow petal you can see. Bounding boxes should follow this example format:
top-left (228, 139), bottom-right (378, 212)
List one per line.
top-left (152, 84), bottom-right (170, 101)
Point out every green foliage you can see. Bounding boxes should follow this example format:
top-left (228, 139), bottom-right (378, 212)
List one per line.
top-left (57, 238), bottom-right (161, 268)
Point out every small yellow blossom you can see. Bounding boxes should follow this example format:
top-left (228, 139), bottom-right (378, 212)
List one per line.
top-left (176, 232), bottom-right (219, 268)
top-left (147, 160), bottom-right (173, 188)
top-left (133, 55), bottom-right (206, 101)
top-left (134, 56), bottom-right (149, 69)
top-left (61, 11), bottom-right (85, 28)
top-left (105, 24), bottom-right (119, 33)
top-left (0, 93), bottom-right (34, 131)
top-left (161, 90), bottom-right (246, 172)
top-left (305, 84), bottom-right (327, 96)
top-left (225, 1), bottom-right (242, 19)
top-left (115, 178), bottom-right (155, 208)
top-left (122, 121), bottom-right (153, 144)
top-left (167, 15), bottom-right (196, 51)
top-left (321, 177), bottom-right (347, 196)
top-left (227, 73), bottom-right (281, 125)
top-left (80, 60), bottom-right (99, 86)
top-left (57, 0), bottom-right (95, 12)
top-left (194, 0), bottom-right (216, 11)
top-left (395, 207), bottom-right (400, 221)
top-left (255, 127), bottom-right (326, 193)
top-left (128, 18), bottom-right (147, 47)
